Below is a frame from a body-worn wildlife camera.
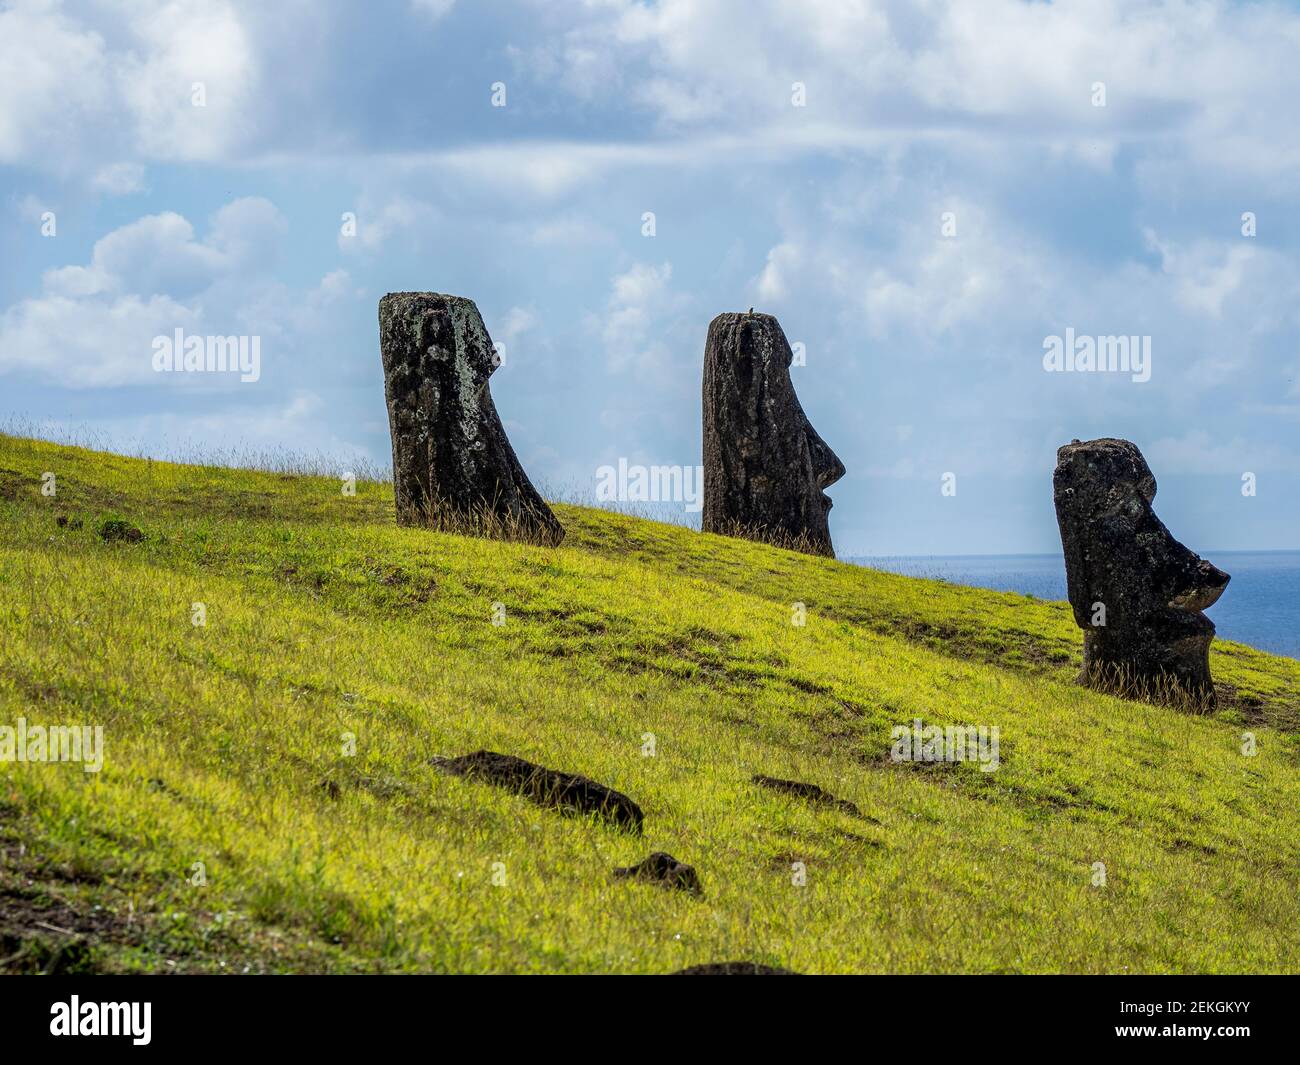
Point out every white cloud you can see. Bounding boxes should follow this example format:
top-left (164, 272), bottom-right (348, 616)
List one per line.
top-left (515, 0), bottom-right (1300, 181)
top-left (0, 0), bottom-right (268, 170)
top-left (41, 198), bottom-right (285, 300)
top-left (753, 242), bottom-right (800, 303)
top-left (1141, 229), bottom-right (1292, 320)
top-left (498, 306), bottom-right (538, 346)
top-left (232, 269), bottom-right (364, 344)
top-left (114, 0), bottom-right (258, 161)
top-left (0, 291), bottom-right (200, 387)
top-left (339, 197), bottom-right (437, 252)
top-left (1, 198), bottom-right (289, 387)
top-left (0, 0), bottom-right (110, 169)
top-left (314, 269), bottom-right (357, 303)
top-left (10, 193), bottom-right (51, 223)
top-left (820, 199), bottom-right (1045, 343)
top-left (527, 213), bottom-right (613, 247)
top-left (44, 213), bottom-right (211, 298)
top-left (7, 0), bottom-right (1300, 186)
top-left (206, 197), bottom-right (289, 268)
top-left (411, 0), bottom-right (456, 20)
top-left (91, 162), bottom-right (147, 196)
top-left (592, 262), bottom-right (690, 383)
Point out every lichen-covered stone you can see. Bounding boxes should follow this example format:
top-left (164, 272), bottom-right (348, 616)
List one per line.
top-left (701, 312), bottom-right (844, 556)
top-left (378, 292), bottom-right (562, 544)
top-left (1053, 437), bottom-right (1229, 705)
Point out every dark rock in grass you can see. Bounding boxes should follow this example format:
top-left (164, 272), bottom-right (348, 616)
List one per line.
top-left (1053, 438), bottom-right (1230, 706)
top-left (612, 852), bottom-right (702, 895)
top-left (55, 515), bottom-right (83, 530)
top-left (672, 962), bottom-right (799, 975)
top-left (702, 311), bottom-right (844, 557)
top-left (431, 750), bottom-right (643, 833)
top-left (752, 773), bottom-right (860, 816)
top-left (378, 292), bottom-right (563, 545)
top-left (96, 518), bottom-right (143, 543)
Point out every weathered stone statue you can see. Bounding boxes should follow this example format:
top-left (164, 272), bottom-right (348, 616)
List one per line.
top-left (1053, 437), bottom-right (1229, 705)
top-left (702, 311), bottom-right (845, 556)
top-left (378, 292), bottom-right (563, 544)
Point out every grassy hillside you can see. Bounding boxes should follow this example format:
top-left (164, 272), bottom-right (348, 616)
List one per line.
top-left (1, 432), bottom-right (1297, 974)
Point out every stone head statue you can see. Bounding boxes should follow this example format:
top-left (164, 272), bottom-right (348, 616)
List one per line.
top-left (378, 292), bottom-right (563, 544)
top-left (702, 311), bottom-right (845, 556)
top-left (1053, 437), bottom-right (1228, 704)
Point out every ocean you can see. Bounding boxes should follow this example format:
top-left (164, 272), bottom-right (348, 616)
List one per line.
top-left (851, 551), bottom-right (1300, 660)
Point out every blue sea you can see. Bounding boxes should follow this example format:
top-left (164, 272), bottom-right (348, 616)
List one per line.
top-left (851, 551), bottom-right (1300, 660)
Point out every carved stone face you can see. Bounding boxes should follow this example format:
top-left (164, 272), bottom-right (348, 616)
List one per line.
top-left (379, 292), bottom-right (563, 544)
top-left (1053, 437), bottom-right (1228, 702)
top-left (702, 312), bottom-right (845, 556)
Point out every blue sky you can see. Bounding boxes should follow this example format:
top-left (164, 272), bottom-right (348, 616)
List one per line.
top-left (2, 0), bottom-right (1298, 555)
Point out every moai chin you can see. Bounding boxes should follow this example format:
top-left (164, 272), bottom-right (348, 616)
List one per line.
top-left (702, 311), bottom-right (845, 556)
top-left (1053, 437), bottom-right (1229, 705)
top-left (378, 292), bottom-right (563, 545)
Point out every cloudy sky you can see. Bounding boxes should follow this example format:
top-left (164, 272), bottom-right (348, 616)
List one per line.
top-left (2, 0), bottom-right (1298, 555)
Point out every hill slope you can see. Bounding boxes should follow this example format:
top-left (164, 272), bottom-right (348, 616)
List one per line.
top-left (1, 433), bottom-right (1297, 974)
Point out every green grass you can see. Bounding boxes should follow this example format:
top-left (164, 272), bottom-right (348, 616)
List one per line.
top-left (1, 432), bottom-right (1297, 974)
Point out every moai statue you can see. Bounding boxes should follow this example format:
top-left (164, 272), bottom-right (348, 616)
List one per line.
top-left (702, 311), bottom-right (845, 556)
top-left (378, 292), bottom-right (563, 544)
top-left (1053, 437), bottom-right (1229, 705)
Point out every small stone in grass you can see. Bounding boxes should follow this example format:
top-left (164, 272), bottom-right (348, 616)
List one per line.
top-left (97, 518), bottom-right (144, 543)
top-left (612, 852), bottom-right (703, 895)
